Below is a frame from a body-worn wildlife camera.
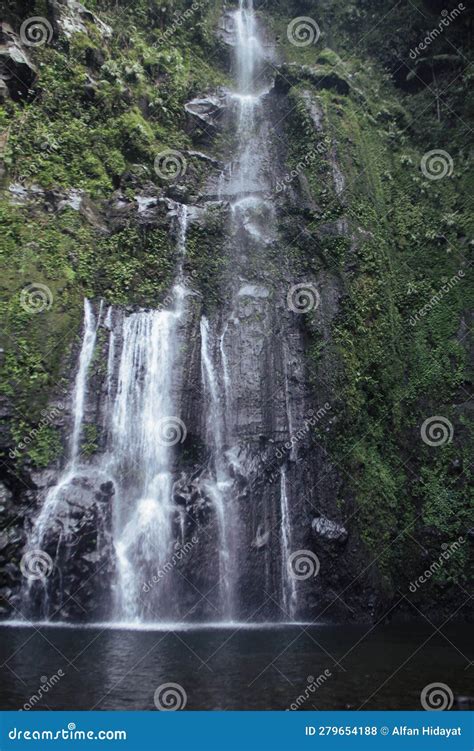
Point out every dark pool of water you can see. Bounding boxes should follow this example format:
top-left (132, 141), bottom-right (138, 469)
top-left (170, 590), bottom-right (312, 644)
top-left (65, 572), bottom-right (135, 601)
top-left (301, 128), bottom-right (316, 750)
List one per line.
top-left (0, 621), bottom-right (472, 710)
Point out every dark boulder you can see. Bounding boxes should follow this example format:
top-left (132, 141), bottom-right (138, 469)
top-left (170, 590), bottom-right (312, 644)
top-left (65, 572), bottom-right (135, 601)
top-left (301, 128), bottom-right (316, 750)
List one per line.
top-left (0, 22), bottom-right (37, 101)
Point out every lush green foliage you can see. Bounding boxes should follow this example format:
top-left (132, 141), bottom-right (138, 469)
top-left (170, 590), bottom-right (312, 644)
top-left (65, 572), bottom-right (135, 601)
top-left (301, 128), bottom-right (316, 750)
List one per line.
top-left (272, 0), bottom-right (472, 600)
top-left (1, 0), bottom-right (226, 462)
top-left (1, 0), bottom-right (471, 607)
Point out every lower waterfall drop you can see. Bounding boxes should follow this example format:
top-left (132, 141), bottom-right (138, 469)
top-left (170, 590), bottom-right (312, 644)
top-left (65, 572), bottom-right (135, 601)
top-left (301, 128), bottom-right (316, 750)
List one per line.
top-left (200, 316), bottom-right (237, 621)
top-left (26, 300), bottom-right (102, 549)
top-left (111, 310), bottom-right (178, 622)
top-left (280, 468), bottom-right (297, 618)
top-left (110, 205), bottom-right (190, 622)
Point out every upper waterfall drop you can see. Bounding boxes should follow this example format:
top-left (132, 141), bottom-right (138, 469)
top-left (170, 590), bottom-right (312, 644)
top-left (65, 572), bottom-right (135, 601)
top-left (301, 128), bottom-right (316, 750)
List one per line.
top-left (235, 0), bottom-right (258, 95)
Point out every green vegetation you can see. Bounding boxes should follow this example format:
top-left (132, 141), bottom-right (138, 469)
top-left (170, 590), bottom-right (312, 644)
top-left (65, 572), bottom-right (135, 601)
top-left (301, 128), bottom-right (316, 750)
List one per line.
top-left (0, 0), bottom-right (471, 609)
top-left (272, 0), bottom-right (472, 600)
top-left (1, 0), bottom-right (226, 463)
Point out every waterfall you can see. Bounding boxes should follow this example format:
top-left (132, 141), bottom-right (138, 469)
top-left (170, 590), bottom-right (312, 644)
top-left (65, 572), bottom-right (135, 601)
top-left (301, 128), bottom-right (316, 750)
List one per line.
top-left (280, 468), bottom-right (297, 617)
top-left (236, 0), bottom-right (256, 95)
top-left (22, 208), bottom-right (190, 624)
top-left (200, 316), bottom-right (236, 620)
top-left (69, 300), bottom-right (103, 462)
top-left (104, 305), bottom-right (116, 423)
top-left (20, 0), bottom-right (305, 626)
top-left (110, 205), bottom-right (189, 622)
top-left (20, 299), bottom-right (103, 618)
top-left (30, 299), bottom-right (102, 544)
top-left (176, 202), bottom-right (188, 259)
top-left (111, 310), bottom-right (177, 621)
top-left (230, 0), bottom-right (265, 197)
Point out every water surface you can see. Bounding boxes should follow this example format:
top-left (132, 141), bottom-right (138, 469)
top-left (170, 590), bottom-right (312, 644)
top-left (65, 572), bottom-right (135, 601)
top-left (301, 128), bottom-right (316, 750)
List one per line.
top-left (0, 622), bottom-right (471, 710)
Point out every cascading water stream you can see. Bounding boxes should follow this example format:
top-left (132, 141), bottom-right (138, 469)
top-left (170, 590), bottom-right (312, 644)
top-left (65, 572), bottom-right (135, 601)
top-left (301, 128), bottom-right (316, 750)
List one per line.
top-left (222, 0), bottom-right (300, 619)
top-left (194, 0), bottom-right (272, 621)
top-left (21, 207), bottom-right (191, 624)
top-left (28, 299), bottom-right (103, 546)
top-left (280, 468), bottom-right (297, 617)
top-left (200, 317), bottom-right (235, 619)
top-left (19, 1), bottom-right (304, 626)
top-left (109, 205), bottom-right (189, 622)
top-left (20, 299), bottom-right (103, 618)
top-left (111, 311), bottom-right (177, 621)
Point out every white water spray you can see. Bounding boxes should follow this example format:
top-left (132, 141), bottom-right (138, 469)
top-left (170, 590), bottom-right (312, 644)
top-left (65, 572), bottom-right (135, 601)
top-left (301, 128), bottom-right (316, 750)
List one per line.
top-left (30, 299), bottom-right (102, 544)
top-left (280, 468), bottom-right (297, 618)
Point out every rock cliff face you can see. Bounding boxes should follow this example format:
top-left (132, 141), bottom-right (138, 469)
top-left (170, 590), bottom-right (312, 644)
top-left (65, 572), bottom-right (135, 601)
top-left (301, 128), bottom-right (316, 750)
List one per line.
top-left (1, 2), bottom-right (377, 625)
top-left (1, 0), bottom-right (472, 624)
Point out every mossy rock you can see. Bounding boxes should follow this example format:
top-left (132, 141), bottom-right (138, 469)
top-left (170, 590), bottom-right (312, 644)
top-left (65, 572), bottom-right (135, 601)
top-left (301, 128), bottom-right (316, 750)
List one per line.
top-left (276, 63), bottom-right (350, 96)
